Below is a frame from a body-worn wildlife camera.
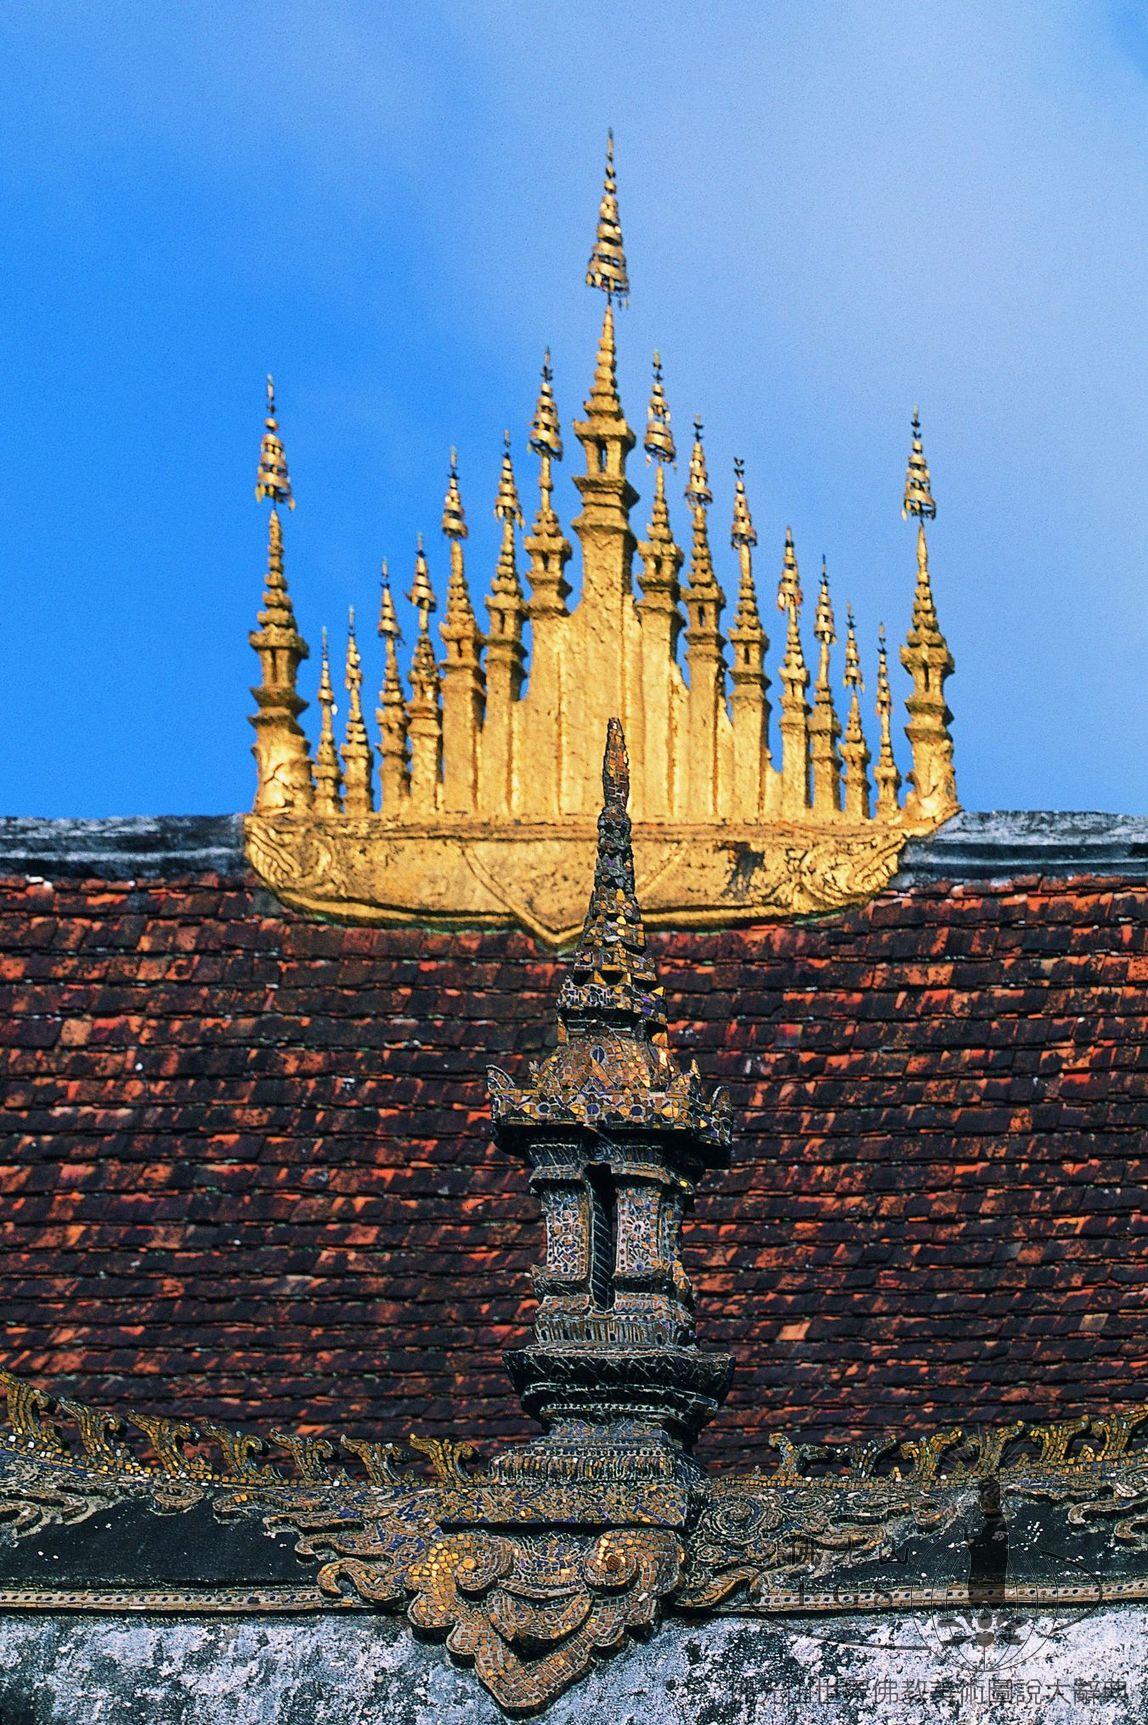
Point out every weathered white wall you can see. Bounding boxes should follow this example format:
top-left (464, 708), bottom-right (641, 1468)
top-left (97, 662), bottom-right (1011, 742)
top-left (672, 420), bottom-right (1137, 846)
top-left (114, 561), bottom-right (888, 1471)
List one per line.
top-left (0, 1605), bottom-right (1146, 1723)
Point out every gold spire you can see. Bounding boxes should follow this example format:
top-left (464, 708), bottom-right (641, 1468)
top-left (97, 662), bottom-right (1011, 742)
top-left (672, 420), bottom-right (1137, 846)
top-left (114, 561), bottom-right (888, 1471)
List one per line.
top-left (342, 608), bottom-right (374, 815)
top-left (814, 558), bottom-right (836, 690)
top-left (249, 382), bottom-right (311, 814)
top-left (408, 533), bottom-right (437, 635)
top-left (809, 558), bottom-right (841, 815)
top-left (777, 526), bottom-right (804, 621)
top-left (494, 430), bottom-right (524, 530)
top-left (585, 130), bottom-right (629, 303)
top-left (685, 418), bottom-right (720, 593)
top-left (441, 447), bottom-right (467, 541)
top-left (777, 528), bottom-right (809, 818)
top-left (874, 622), bottom-right (901, 817)
top-left (902, 406), bottom-right (936, 521)
top-left (376, 562), bottom-right (411, 811)
top-left (644, 352), bottom-right (676, 465)
top-left (729, 460), bottom-right (763, 639)
top-left (255, 375), bottom-right (294, 509)
top-left (377, 557), bottom-right (401, 665)
top-left (728, 460), bottom-right (769, 817)
top-left (530, 350), bottom-right (563, 462)
top-left (840, 605), bottom-right (871, 821)
top-left (313, 627), bottom-right (343, 816)
top-left (529, 349), bottom-right (563, 527)
top-left (844, 605), bottom-right (863, 693)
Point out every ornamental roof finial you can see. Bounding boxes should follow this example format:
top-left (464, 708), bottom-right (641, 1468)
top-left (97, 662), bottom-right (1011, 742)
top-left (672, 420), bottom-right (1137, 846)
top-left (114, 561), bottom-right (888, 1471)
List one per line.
top-left (585, 130), bottom-right (629, 303)
top-left (844, 605), bottom-right (863, 690)
top-left (255, 375), bottom-right (294, 510)
top-left (408, 533), bottom-right (437, 636)
top-left (377, 557), bottom-right (401, 648)
top-left (730, 457), bottom-right (757, 550)
top-left (644, 352), bottom-right (676, 465)
top-left (441, 448), bottom-right (467, 541)
top-left (685, 416), bottom-right (713, 510)
top-left (494, 431), bottom-right (524, 528)
top-left (530, 350), bottom-right (563, 463)
top-left (902, 406), bottom-right (936, 522)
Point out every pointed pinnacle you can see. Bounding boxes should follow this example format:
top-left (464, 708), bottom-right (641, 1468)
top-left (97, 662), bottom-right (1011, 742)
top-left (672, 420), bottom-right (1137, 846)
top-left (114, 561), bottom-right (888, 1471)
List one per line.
top-left (494, 432), bottom-right (524, 526)
top-left (844, 605), bottom-right (863, 688)
top-left (685, 418), bottom-right (712, 509)
top-left (902, 406), bottom-right (937, 521)
top-left (441, 449), bottom-right (467, 540)
top-left (877, 623), bottom-right (892, 716)
top-left (731, 458), bottom-right (757, 549)
top-left (318, 626), bottom-right (334, 705)
top-left (585, 129), bottom-right (629, 303)
top-left (377, 559), bottom-right (401, 644)
top-left (255, 373), bottom-right (294, 510)
top-left (814, 558), bottom-right (835, 645)
top-left (778, 527), bottom-right (802, 613)
top-left (408, 536), bottom-right (436, 633)
top-left (644, 351), bottom-right (676, 464)
top-left (530, 350), bottom-right (563, 460)
top-left (345, 608), bottom-right (363, 703)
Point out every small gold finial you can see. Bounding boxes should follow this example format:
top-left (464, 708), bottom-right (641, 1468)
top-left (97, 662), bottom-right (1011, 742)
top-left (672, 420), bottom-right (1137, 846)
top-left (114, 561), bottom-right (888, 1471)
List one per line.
top-left (345, 607), bottom-right (363, 705)
top-left (342, 607), bottom-right (374, 815)
top-left (377, 558), bottom-right (401, 646)
top-left (441, 449), bottom-right (467, 541)
top-left (844, 605), bottom-right (863, 689)
top-left (778, 526), bottom-right (802, 615)
top-left (494, 431), bottom-right (524, 527)
top-left (255, 375), bottom-right (295, 510)
top-left (314, 627), bottom-right (344, 815)
top-left (644, 352), bottom-right (676, 465)
top-left (685, 417), bottom-right (712, 510)
top-left (902, 406), bottom-right (936, 521)
top-left (408, 534), bottom-right (437, 635)
top-left (814, 558), bottom-right (836, 653)
top-left (530, 351), bottom-right (563, 462)
top-left (585, 130), bottom-right (629, 303)
top-left (876, 622), bottom-right (892, 719)
top-left (730, 457), bottom-right (756, 549)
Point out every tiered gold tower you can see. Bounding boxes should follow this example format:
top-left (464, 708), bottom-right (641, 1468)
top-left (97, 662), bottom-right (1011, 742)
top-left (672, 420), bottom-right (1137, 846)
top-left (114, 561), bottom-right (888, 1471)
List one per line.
top-left (246, 136), bottom-right (958, 944)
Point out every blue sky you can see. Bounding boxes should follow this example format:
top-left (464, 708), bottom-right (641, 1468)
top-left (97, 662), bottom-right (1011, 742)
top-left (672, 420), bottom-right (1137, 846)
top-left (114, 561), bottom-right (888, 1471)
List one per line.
top-left (1, 0), bottom-right (1146, 816)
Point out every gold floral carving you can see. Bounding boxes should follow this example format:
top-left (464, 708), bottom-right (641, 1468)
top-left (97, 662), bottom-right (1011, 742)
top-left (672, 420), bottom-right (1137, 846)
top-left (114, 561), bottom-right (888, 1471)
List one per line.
top-left (404, 1529), bottom-right (683, 1716)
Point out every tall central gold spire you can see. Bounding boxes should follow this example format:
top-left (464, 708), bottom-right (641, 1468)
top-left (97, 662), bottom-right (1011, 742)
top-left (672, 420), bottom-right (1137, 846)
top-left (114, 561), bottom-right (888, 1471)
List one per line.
top-left (585, 130), bottom-right (629, 303)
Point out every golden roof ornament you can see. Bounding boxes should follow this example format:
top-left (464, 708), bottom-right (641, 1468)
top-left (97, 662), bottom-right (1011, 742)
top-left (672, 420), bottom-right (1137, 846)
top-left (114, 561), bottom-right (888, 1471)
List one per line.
top-left (902, 405), bottom-right (936, 521)
top-left (313, 628), bottom-right (343, 817)
top-left (530, 351), bottom-right (563, 463)
top-left (408, 534), bottom-right (437, 632)
top-left (341, 607), bottom-right (374, 816)
top-left (246, 147), bottom-right (958, 942)
top-left (644, 352), bottom-right (676, 465)
top-left (254, 375), bottom-right (294, 509)
top-left (441, 448), bottom-right (467, 541)
top-left (584, 130), bottom-right (629, 303)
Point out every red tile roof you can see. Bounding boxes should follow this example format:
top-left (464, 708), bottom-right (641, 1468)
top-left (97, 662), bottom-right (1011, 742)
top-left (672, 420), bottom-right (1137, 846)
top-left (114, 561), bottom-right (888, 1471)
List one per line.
top-left (2, 862), bottom-right (1147, 1467)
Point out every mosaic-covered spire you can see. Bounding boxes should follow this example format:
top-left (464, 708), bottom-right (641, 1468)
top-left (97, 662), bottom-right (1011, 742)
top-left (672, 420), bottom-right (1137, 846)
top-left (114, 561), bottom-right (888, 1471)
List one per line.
top-left (489, 721), bottom-right (731, 1145)
top-left (557, 718), bottom-right (664, 1043)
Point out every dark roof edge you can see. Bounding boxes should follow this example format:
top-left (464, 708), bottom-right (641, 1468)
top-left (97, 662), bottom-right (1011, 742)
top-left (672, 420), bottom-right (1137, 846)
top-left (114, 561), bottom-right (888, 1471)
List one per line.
top-left (0, 816), bottom-right (247, 879)
top-left (896, 810), bottom-right (1148, 884)
top-left (1, 810), bottom-right (1147, 888)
